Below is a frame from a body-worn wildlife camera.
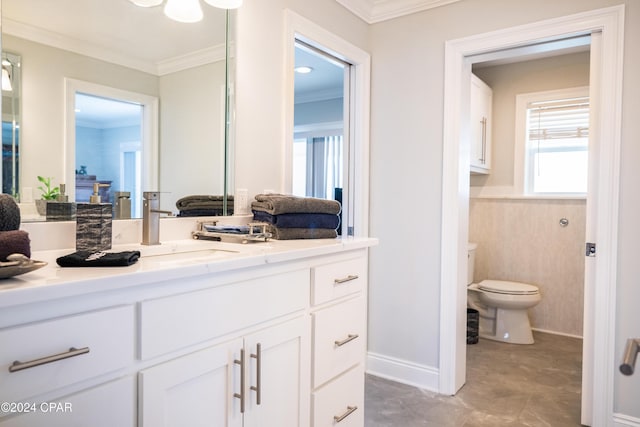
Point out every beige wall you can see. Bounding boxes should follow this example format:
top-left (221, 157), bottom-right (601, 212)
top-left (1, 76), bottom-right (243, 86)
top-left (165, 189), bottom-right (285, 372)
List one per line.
top-left (471, 52), bottom-right (591, 190)
top-left (469, 198), bottom-right (585, 336)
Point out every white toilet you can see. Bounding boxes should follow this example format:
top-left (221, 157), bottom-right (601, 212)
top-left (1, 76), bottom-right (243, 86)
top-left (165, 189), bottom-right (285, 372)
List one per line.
top-left (467, 243), bottom-right (541, 344)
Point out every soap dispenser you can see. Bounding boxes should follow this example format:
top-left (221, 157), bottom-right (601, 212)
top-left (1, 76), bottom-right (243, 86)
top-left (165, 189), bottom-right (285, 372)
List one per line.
top-left (76, 183), bottom-right (112, 251)
top-left (46, 183), bottom-right (77, 221)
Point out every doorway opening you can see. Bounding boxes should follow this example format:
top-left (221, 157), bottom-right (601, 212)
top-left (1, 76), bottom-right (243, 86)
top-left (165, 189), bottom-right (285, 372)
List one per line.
top-left (64, 78), bottom-right (159, 218)
top-left (292, 40), bottom-right (350, 235)
top-left (439, 6), bottom-right (624, 426)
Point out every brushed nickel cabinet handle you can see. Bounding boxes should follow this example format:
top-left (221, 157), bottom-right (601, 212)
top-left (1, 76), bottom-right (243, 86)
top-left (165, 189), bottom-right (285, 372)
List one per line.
top-left (334, 275), bottom-right (359, 285)
top-left (234, 348), bottom-right (245, 413)
top-left (250, 343), bottom-right (262, 405)
top-left (9, 347), bottom-right (90, 373)
top-left (334, 334), bottom-right (359, 347)
top-left (480, 117), bottom-right (487, 164)
top-left (334, 405), bottom-right (358, 423)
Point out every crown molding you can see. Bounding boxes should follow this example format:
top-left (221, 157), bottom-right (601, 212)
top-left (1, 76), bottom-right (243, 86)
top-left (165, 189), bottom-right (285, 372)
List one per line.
top-left (3, 18), bottom-right (225, 76)
top-left (336, 0), bottom-right (462, 24)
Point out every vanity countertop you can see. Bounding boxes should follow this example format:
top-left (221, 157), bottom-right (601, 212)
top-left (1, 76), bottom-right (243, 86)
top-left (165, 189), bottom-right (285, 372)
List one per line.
top-left (0, 237), bottom-right (377, 309)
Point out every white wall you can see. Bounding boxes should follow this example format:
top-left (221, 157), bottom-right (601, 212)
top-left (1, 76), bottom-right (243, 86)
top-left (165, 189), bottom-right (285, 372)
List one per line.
top-left (366, 0), bottom-right (640, 420)
top-left (234, 0), bottom-right (368, 196)
top-left (158, 61), bottom-right (226, 212)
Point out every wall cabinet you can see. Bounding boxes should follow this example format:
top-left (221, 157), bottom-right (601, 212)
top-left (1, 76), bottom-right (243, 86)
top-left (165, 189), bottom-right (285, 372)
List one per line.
top-left (470, 73), bottom-right (493, 174)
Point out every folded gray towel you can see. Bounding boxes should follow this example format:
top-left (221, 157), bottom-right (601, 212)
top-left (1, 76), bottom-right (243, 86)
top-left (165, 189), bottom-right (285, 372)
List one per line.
top-left (252, 194), bottom-right (341, 215)
top-left (266, 225), bottom-right (337, 240)
top-left (176, 195), bottom-right (234, 211)
top-left (0, 230), bottom-right (31, 261)
top-left (0, 194), bottom-right (21, 232)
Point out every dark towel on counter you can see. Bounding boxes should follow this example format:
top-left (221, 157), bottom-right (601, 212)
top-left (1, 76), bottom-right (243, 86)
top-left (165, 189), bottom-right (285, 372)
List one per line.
top-left (176, 195), bottom-right (233, 211)
top-left (0, 194), bottom-right (21, 232)
top-left (266, 225), bottom-right (337, 240)
top-left (253, 211), bottom-right (340, 229)
top-left (0, 230), bottom-right (31, 261)
top-left (56, 251), bottom-right (141, 267)
top-left (251, 194), bottom-right (341, 215)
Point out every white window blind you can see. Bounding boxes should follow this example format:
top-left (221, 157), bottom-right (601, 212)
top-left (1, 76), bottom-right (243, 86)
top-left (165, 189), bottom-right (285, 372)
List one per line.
top-left (525, 96), bottom-right (589, 194)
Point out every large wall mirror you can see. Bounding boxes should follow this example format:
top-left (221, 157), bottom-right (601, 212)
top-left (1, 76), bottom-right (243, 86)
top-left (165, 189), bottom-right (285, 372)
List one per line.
top-left (1, 0), bottom-right (235, 220)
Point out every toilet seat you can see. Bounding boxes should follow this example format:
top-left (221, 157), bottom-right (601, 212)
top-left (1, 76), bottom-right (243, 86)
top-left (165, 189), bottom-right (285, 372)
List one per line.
top-left (478, 280), bottom-right (539, 295)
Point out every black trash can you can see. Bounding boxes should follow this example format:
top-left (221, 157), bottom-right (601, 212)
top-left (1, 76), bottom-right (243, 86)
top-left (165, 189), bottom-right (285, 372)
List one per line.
top-left (467, 308), bottom-right (479, 344)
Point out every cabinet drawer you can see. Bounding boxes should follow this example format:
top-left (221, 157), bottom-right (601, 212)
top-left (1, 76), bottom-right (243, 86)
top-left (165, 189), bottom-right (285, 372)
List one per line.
top-left (140, 269), bottom-right (309, 359)
top-left (312, 365), bottom-right (364, 427)
top-left (313, 296), bottom-right (366, 387)
top-left (312, 256), bottom-right (366, 306)
top-left (0, 305), bottom-right (134, 403)
top-left (0, 376), bottom-right (136, 426)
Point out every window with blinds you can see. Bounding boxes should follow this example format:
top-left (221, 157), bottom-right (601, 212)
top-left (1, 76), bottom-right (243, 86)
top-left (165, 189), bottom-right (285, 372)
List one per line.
top-left (525, 95), bottom-right (589, 194)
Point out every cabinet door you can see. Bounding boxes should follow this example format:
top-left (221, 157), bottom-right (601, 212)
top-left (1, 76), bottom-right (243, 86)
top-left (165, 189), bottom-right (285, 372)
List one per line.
top-left (0, 376), bottom-right (136, 427)
top-left (470, 74), bottom-right (492, 173)
top-left (243, 317), bottom-right (310, 427)
top-left (139, 339), bottom-right (243, 427)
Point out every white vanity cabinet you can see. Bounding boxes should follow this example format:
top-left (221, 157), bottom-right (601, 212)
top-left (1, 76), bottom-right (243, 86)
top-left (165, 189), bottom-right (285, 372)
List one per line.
top-left (0, 240), bottom-right (375, 427)
top-left (310, 253), bottom-right (368, 426)
top-left (138, 269), bottom-right (311, 427)
top-left (470, 73), bottom-right (493, 174)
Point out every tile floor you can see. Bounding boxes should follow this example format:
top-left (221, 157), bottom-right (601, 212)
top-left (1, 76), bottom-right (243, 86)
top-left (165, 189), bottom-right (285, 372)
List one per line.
top-left (364, 331), bottom-right (583, 426)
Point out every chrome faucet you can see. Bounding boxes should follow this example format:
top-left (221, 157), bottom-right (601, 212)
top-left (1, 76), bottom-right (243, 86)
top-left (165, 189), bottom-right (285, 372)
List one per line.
top-left (141, 191), bottom-right (173, 245)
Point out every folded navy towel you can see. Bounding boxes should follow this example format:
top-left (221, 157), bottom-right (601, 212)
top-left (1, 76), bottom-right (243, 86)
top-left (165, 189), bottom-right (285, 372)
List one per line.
top-left (253, 211), bottom-right (340, 229)
top-left (0, 194), bottom-right (21, 232)
top-left (251, 194), bottom-right (341, 215)
top-left (56, 251), bottom-right (141, 267)
top-left (0, 230), bottom-right (31, 261)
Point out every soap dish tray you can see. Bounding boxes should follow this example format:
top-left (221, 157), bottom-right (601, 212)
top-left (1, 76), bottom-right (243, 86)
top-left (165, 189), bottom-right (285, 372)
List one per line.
top-left (192, 222), bottom-right (271, 243)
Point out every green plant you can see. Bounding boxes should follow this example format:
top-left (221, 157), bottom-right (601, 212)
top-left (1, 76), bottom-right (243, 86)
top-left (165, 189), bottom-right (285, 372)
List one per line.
top-left (37, 176), bottom-right (60, 200)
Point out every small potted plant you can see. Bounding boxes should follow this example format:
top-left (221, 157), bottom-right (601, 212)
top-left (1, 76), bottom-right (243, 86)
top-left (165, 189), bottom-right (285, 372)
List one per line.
top-left (35, 176), bottom-right (60, 216)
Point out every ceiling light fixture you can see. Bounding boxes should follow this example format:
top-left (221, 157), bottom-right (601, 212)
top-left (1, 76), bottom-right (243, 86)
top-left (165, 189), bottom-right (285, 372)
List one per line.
top-left (128, 0), bottom-right (242, 23)
top-left (294, 66), bottom-right (313, 74)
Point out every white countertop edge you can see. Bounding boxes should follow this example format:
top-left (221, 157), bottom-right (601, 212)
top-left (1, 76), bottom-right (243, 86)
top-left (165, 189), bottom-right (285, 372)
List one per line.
top-left (0, 237), bottom-right (378, 308)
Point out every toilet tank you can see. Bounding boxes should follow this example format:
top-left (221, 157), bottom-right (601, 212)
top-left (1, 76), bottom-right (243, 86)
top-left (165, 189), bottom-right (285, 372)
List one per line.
top-left (467, 243), bottom-right (477, 285)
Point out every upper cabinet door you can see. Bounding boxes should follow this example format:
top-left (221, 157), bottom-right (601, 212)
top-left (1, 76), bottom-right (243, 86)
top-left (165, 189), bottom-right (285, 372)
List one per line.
top-left (470, 74), bottom-right (493, 174)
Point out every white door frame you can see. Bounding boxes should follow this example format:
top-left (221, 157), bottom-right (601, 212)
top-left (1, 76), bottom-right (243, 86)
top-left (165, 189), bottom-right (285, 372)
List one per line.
top-left (439, 5), bottom-right (624, 426)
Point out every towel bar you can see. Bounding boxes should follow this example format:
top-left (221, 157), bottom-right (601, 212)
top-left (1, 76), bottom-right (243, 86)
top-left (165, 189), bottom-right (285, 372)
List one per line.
top-left (620, 338), bottom-right (640, 376)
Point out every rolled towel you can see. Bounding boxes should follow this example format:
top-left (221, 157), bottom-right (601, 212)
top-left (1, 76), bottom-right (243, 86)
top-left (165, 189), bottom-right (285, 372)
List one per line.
top-left (251, 194), bottom-right (341, 215)
top-left (56, 251), bottom-right (141, 267)
top-left (0, 230), bottom-right (31, 261)
top-left (0, 194), bottom-right (21, 231)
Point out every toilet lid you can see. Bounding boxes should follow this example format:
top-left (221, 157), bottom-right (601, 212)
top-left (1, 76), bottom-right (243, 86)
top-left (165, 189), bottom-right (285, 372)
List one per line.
top-left (478, 280), bottom-right (539, 295)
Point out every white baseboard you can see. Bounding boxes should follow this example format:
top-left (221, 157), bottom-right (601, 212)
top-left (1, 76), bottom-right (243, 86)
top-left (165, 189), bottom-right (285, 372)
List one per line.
top-left (531, 327), bottom-right (583, 340)
top-left (614, 413), bottom-right (640, 427)
top-left (366, 351), bottom-right (439, 392)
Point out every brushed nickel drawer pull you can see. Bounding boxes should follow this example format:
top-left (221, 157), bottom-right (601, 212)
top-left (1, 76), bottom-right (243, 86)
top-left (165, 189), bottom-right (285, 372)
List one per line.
top-left (250, 343), bottom-right (262, 405)
top-left (334, 275), bottom-right (359, 285)
top-left (9, 346), bottom-right (90, 373)
top-left (334, 405), bottom-right (358, 423)
top-left (234, 348), bottom-right (246, 413)
top-left (334, 334), bottom-right (359, 347)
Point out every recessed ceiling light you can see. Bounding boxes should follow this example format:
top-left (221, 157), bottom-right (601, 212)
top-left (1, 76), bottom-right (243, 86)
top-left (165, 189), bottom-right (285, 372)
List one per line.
top-left (295, 66), bottom-right (313, 74)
